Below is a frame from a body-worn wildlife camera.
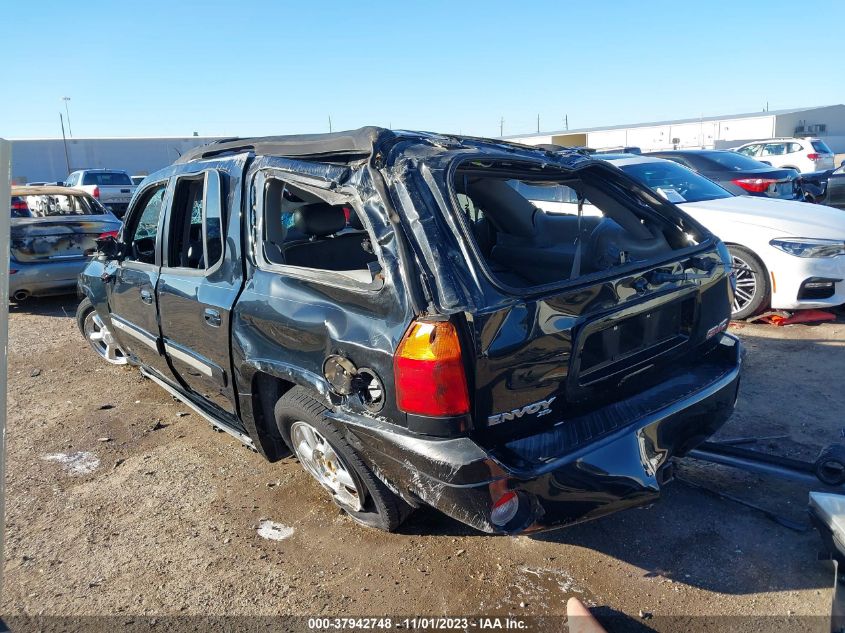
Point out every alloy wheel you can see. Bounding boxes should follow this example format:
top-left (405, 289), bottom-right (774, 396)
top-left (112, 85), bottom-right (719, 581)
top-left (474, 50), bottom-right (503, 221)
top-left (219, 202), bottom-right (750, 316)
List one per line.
top-left (731, 253), bottom-right (759, 315)
top-left (290, 420), bottom-right (364, 512)
top-left (84, 312), bottom-right (128, 365)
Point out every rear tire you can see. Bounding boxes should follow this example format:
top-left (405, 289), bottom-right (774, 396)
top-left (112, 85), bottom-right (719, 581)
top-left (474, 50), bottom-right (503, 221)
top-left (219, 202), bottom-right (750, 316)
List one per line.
top-left (274, 386), bottom-right (412, 531)
top-left (727, 245), bottom-right (770, 320)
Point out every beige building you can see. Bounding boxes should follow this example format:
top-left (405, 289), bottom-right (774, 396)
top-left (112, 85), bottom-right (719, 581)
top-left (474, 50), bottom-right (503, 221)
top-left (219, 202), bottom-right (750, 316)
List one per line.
top-left (504, 104), bottom-right (845, 153)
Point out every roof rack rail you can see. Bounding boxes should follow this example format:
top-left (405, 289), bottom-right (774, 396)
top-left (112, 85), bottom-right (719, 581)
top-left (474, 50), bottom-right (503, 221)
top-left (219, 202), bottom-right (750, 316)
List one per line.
top-left (175, 126), bottom-right (395, 164)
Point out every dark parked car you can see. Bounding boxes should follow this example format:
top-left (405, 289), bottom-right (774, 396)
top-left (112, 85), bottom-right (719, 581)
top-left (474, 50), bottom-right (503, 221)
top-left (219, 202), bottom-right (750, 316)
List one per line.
top-left (646, 149), bottom-right (800, 200)
top-left (9, 186), bottom-right (121, 301)
top-left (77, 128), bottom-right (742, 534)
top-left (800, 166), bottom-right (845, 209)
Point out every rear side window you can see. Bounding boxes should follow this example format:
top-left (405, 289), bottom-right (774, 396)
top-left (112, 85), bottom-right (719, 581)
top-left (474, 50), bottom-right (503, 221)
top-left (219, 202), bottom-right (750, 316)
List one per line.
top-left (737, 144), bottom-right (760, 156)
top-left (787, 143), bottom-right (803, 153)
top-left (261, 178), bottom-right (379, 283)
top-left (16, 194), bottom-right (104, 217)
top-left (167, 171), bottom-right (224, 270)
top-left (81, 172), bottom-right (133, 186)
top-left (812, 140), bottom-right (833, 154)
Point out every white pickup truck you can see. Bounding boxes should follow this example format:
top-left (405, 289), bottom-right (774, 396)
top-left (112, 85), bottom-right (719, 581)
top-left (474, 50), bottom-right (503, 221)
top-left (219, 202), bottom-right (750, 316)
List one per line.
top-left (64, 169), bottom-right (136, 218)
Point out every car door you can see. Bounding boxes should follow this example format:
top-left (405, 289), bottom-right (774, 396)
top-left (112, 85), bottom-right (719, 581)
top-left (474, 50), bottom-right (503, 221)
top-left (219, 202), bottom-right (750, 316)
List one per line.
top-left (828, 168), bottom-right (845, 209)
top-left (105, 179), bottom-right (174, 379)
top-left (156, 167), bottom-right (241, 418)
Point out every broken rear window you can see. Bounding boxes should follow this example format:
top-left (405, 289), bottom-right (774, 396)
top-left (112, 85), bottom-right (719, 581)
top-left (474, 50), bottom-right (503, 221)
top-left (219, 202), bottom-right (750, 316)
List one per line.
top-left (17, 194), bottom-right (105, 217)
top-left (453, 159), bottom-right (694, 289)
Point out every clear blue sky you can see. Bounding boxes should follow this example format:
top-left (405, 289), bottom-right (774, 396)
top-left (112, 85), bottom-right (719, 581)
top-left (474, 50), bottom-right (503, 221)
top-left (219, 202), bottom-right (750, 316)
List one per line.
top-left (4, 0), bottom-right (844, 139)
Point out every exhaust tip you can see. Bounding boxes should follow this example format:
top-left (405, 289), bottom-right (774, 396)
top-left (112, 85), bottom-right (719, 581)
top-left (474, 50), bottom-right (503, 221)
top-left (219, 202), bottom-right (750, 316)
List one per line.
top-left (13, 290), bottom-right (30, 302)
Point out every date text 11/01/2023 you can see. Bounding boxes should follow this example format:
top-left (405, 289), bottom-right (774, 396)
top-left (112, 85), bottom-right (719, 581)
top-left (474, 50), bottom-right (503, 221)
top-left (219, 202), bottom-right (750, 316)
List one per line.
top-left (307, 617), bottom-right (529, 630)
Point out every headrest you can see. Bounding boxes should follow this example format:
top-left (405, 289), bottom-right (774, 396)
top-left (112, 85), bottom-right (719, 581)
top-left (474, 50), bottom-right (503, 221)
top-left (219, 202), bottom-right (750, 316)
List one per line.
top-left (348, 209), bottom-right (365, 230)
top-left (294, 203), bottom-right (347, 237)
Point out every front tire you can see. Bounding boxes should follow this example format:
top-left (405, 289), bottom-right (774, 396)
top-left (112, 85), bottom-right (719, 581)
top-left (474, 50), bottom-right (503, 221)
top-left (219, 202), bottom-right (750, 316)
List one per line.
top-left (76, 298), bottom-right (128, 365)
top-left (274, 386), bottom-right (412, 531)
top-left (727, 245), bottom-right (770, 320)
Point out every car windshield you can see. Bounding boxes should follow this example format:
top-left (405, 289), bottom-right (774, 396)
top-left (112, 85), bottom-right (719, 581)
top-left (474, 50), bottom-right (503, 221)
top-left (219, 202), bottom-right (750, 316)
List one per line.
top-left (617, 161), bottom-right (732, 203)
top-left (81, 172), bottom-right (132, 186)
top-left (811, 140), bottom-right (833, 154)
top-left (700, 151), bottom-right (772, 172)
top-left (16, 194), bottom-right (105, 217)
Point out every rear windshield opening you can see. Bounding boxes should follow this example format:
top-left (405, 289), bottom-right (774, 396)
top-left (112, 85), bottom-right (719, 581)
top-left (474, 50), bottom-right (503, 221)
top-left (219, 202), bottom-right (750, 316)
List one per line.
top-left (453, 160), bottom-right (695, 289)
top-left (13, 194), bottom-right (104, 217)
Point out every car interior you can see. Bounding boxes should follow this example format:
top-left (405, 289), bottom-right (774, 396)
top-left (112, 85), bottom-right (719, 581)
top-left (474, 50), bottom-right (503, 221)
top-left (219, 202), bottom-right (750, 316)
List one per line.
top-left (263, 179), bottom-right (378, 277)
top-left (454, 161), bottom-right (687, 288)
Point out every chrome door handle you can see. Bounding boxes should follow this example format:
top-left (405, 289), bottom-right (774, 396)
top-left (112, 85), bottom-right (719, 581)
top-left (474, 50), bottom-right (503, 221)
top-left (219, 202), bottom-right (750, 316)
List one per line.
top-left (140, 288), bottom-right (154, 304)
top-left (203, 308), bottom-right (222, 327)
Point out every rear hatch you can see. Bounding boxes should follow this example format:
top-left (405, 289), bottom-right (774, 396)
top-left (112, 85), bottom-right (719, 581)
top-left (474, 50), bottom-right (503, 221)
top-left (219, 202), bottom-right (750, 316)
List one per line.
top-left (440, 155), bottom-right (733, 445)
top-left (469, 249), bottom-right (732, 445)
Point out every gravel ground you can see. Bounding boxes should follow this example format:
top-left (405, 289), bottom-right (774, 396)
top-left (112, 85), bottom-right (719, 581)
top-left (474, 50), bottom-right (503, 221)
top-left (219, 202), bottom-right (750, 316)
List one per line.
top-left (2, 297), bottom-right (844, 631)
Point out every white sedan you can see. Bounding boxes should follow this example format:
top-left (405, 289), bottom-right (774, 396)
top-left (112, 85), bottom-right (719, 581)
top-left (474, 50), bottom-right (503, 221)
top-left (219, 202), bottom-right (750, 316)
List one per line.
top-left (526, 155), bottom-right (845, 319)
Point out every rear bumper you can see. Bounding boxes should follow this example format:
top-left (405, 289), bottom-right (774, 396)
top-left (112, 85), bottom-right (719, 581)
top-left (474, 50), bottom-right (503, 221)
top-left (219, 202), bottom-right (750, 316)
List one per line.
top-left (9, 259), bottom-right (88, 298)
top-left (337, 333), bottom-right (742, 533)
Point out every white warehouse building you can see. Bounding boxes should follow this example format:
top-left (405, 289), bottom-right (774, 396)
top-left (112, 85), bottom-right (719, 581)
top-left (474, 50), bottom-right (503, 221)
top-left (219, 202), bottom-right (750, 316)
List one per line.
top-left (504, 104), bottom-right (845, 154)
top-left (8, 135), bottom-right (225, 185)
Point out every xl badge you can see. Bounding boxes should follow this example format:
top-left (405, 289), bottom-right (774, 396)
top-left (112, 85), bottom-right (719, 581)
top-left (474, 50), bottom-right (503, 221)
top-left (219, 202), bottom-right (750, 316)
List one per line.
top-left (487, 397), bottom-right (556, 426)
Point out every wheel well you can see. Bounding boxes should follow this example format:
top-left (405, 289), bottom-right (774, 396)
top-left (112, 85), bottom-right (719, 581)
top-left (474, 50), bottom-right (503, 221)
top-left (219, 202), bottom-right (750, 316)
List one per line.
top-left (251, 371), bottom-right (296, 461)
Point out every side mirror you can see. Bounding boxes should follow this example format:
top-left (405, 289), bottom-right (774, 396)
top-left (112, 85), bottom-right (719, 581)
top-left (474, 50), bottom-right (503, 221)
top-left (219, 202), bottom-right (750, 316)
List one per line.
top-left (96, 235), bottom-right (124, 260)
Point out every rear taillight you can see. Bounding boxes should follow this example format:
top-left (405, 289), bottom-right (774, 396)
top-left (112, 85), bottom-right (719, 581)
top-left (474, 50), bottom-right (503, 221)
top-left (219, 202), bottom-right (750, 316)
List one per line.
top-left (394, 319), bottom-right (470, 417)
top-left (807, 153), bottom-right (821, 161)
top-left (732, 178), bottom-right (778, 193)
top-left (11, 199), bottom-right (28, 212)
top-left (98, 230), bottom-right (119, 239)
top-left (92, 186), bottom-right (100, 199)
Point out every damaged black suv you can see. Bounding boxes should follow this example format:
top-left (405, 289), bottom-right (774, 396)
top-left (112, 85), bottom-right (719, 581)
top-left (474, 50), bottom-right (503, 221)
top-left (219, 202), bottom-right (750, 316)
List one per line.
top-left (78, 128), bottom-right (742, 534)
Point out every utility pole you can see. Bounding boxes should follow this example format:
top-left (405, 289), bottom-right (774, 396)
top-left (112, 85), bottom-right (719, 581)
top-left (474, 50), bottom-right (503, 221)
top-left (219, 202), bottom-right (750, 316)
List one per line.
top-left (499, 117), bottom-right (504, 137)
top-left (61, 97), bottom-right (73, 137)
top-left (565, 114), bottom-right (569, 130)
top-left (59, 113), bottom-right (70, 174)
top-left (537, 114), bottom-right (540, 133)
top-left (328, 115), bottom-right (332, 133)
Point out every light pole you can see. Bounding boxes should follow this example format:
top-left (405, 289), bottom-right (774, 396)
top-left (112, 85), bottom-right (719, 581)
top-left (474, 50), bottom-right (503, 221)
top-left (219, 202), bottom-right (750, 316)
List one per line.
top-left (61, 97), bottom-right (73, 137)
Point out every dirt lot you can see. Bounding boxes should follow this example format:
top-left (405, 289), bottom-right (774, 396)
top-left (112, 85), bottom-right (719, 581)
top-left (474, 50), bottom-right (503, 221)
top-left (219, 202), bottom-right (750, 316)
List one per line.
top-left (2, 297), bottom-right (845, 630)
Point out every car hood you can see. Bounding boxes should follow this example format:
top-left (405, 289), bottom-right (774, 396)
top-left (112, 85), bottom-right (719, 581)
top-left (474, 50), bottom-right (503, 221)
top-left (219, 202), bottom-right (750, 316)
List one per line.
top-left (679, 196), bottom-right (845, 239)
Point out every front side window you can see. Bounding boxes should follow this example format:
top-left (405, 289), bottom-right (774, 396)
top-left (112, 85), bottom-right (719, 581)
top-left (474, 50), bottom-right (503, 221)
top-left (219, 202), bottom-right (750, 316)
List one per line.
top-left (737, 144), bottom-right (760, 156)
top-left (166, 171), bottom-right (224, 270)
top-left (126, 185), bottom-right (166, 265)
top-left (65, 172), bottom-right (78, 187)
